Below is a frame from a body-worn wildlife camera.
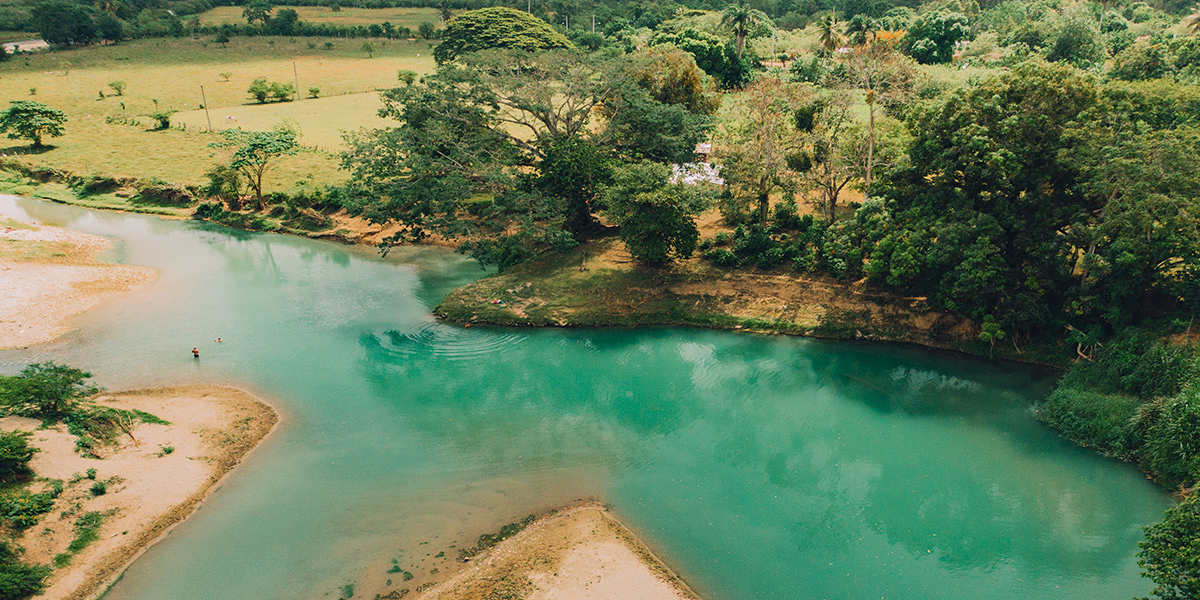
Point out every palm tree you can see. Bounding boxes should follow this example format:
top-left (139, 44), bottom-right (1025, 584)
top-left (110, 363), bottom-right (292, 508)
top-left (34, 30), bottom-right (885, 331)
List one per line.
top-left (438, 0), bottom-right (453, 26)
top-left (721, 4), bottom-right (772, 59)
top-left (844, 15), bottom-right (877, 47)
top-left (818, 15), bottom-right (842, 53)
top-left (1187, 5), bottom-right (1200, 34)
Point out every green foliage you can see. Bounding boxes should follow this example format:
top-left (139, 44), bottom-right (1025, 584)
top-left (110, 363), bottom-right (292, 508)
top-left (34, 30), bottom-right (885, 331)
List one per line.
top-left (0, 432), bottom-right (35, 485)
top-left (88, 481), bottom-right (106, 496)
top-left (247, 78), bottom-right (295, 104)
top-left (1060, 331), bottom-right (1198, 400)
top-left (0, 541), bottom-right (50, 600)
top-left (106, 81), bottom-right (126, 96)
top-left (0, 488), bottom-right (59, 529)
top-left (1040, 387), bottom-right (1144, 459)
top-left (0, 363), bottom-right (99, 419)
top-left (602, 162), bottom-right (706, 265)
top-left (210, 127), bottom-right (300, 209)
top-left (307, 86), bottom-right (320, 98)
top-left (902, 12), bottom-right (971, 64)
top-left (1138, 494), bottom-right (1200, 600)
top-left (33, 0), bottom-right (97, 46)
top-left (433, 7), bottom-right (571, 64)
top-left (1110, 41), bottom-right (1172, 81)
top-left (148, 109), bottom-right (176, 130)
top-left (1045, 12), bottom-right (1104, 67)
top-left (0, 101), bottom-right (67, 149)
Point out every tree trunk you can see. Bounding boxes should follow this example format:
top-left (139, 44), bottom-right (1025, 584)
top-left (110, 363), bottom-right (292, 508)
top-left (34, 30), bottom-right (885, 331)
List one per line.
top-left (865, 95), bottom-right (876, 198)
top-left (757, 191), bottom-right (769, 224)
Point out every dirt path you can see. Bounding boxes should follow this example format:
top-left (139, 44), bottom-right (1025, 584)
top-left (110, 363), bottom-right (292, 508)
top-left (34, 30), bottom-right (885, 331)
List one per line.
top-left (0, 385), bottom-right (278, 600)
top-left (0, 205), bottom-right (156, 349)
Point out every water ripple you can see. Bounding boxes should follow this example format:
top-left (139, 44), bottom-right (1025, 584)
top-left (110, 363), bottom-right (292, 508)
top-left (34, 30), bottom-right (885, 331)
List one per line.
top-left (382, 321), bottom-right (526, 361)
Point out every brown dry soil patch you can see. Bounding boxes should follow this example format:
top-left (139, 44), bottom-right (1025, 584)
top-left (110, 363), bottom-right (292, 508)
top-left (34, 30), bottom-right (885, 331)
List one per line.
top-left (436, 235), bottom-right (983, 353)
top-left (409, 501), bottom-right (700, 600)
top-left (0, 385), bottom-right (278, 600)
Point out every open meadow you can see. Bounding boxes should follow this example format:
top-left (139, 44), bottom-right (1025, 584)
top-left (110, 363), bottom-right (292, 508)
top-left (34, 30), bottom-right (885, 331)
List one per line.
top-left (0, 36), bottom-right (435, 188)
top-left (194, 5), bottom-right (441, 29)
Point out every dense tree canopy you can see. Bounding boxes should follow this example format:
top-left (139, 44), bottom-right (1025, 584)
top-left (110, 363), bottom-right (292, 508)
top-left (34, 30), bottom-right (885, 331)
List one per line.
top-left (0, 101), bottom-right (67, 148)
top-left (342, 49), bottom-right (715, 268)
top-left (432, 7), bottom-right (571, 63)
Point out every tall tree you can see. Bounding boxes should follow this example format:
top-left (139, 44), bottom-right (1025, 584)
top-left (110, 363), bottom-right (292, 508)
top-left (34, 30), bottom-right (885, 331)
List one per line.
top-left (835, 39), bottom-right (914, 197)
top-left (210, 127), bottom-right (299, 211)
top-left (720, 3), bottom-right (770, 60)
top-left (818, 15), bottom-right (842, 53)
top-left (713, 76), bottom-right (813, 224)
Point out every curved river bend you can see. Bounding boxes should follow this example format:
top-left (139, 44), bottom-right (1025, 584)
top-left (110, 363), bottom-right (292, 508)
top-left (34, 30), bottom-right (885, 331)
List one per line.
top-left (0, 196), bottom-right (1171, 600)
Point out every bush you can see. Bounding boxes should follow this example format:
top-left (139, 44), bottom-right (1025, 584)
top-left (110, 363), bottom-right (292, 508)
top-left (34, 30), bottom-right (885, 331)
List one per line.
top-left (704, 248), bottom-right (739, 267)
top-left (148, 109), bottom-right (176, 130)
top-left (134, 180), bottom-right (194, 206)
top-left (0, 363), bottom-right (99, 419)
top-left (0, 540), bottom-right (50, 599)
top-left (1137, 494), bottom-right (1200, 600)
top-left (89, 481), bottom-right (106, 496)
top-left (1061, 331), bottom-right (1198, 399)
top-left (1137, 391), bottom-right (1200, 488)
top-left (1039, 388), bottom-right (1142, 460)
top-left (0, 432), bottom-right (35, 484)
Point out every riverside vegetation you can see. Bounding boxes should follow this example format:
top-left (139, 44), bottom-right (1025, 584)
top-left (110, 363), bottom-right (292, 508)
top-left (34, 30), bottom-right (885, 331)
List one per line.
top-left (3, 0), bottom-right (1200, 597)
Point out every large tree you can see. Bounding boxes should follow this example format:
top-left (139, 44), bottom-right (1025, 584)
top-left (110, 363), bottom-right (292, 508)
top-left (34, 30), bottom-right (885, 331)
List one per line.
top-left (343, 49), bottom-right (714, 267)
top-left (433, 7), bottom-right (572, 64)
top-left (33, 0), bottom-right (96, 46)
top-left (0, 100), bottom-right (67, 148)
top-left (713, 76), bottom-right (813, 224)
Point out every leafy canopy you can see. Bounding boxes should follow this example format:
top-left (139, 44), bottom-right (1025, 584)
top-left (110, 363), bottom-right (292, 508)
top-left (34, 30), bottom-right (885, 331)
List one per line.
top-left (0, 101), bottom-right (67, 148)
top-left (433, 7), bottom-right (571, 64)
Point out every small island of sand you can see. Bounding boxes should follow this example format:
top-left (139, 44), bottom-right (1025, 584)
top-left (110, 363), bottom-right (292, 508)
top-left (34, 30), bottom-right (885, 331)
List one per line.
top-left (411, 502), bottom-right (701, 600)
top-left (0, 385), bottom-right (277, 600)
top-left (0, 207), bottom-right (157, 350)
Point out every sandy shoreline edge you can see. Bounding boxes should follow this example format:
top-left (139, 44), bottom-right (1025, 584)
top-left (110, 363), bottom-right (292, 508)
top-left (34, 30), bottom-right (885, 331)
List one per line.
top-left (1, 385), bottom-right (279, 600)
top-left (411, 501), bottom-right (701, 600)
top-left (0, 200), bottom-right (158, 350)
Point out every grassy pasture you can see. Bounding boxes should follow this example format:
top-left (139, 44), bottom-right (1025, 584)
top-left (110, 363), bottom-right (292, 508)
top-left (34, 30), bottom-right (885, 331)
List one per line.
top-left (0, 36), bottom-right (433, 188)
top-left (195, 5), bottom-right (441, 29)
top-left (174, 91), bottom-right (389, 150)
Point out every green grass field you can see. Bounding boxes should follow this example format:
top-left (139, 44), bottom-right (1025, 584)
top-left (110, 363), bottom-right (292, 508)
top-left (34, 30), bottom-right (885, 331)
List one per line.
top-left (195, 5), bottom-right (441, 29)
top-left (0, 36), bottom-right (435, 188)
top-left (174, 91), bottom-right (390, 150)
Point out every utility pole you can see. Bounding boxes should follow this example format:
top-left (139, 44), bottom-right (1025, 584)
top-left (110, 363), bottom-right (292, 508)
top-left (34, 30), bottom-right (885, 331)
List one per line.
top-left (200, 84), bottom-right (212, 132)
top-left (292, 59), bottom-right (300, 101)
top-left (527, 0), bottom-right (530, 13)
top-left (592, 13), bottom-right (595, 33)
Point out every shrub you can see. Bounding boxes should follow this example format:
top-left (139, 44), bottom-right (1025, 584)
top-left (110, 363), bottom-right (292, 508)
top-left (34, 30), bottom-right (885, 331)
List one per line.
top-left (307, 86), bottom-right (320, 98)
top-left (89, 481), bottom-right (106, 496)
top-left (106, 80), bottom-right (126, 96)
top-left (0, 431), bottom-right (35, 484)
top-left (0, 363), bottom-right (99, 419)
top-left (1039, 388), bottom-right (1142, 460)
top-left (1136, 391), bottom-right (1200, 488)
top-left (148, 109), bottom-right (176, 130)
top-left (704, 248), bottom-right (739, 267)
top-left (1137, 494), bottom-right (1200, 600)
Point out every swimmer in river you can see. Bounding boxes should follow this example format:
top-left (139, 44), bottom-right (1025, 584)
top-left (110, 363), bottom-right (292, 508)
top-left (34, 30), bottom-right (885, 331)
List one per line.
top-left (192, 347), bottom-right (199, 358)
top-left (216, 338), bottom-right (222, 343)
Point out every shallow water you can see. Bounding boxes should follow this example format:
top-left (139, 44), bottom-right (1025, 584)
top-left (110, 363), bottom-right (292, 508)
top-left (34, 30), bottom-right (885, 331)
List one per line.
top-left (0, 196), bottom-right (1172, 600)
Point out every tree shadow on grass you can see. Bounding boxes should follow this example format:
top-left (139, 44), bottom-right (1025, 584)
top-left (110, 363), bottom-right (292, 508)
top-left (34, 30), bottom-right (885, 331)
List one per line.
top-left (0, 143), bottom-right (57, 155)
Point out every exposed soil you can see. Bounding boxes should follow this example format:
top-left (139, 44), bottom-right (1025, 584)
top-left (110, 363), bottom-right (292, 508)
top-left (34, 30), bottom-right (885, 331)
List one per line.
top-left (1, 385), bottom-right (278, 600)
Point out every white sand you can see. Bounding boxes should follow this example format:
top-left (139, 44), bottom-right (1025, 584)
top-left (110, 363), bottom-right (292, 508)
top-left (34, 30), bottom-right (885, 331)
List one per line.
top-left (412, 502), bottom-right (701, 600)
top-left (0, 210), bottom-right (156, 349)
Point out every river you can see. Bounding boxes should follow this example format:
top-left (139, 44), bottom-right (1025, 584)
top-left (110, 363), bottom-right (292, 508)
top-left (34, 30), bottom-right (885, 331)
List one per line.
top-left (0, 195), bottom-right (1172, 600)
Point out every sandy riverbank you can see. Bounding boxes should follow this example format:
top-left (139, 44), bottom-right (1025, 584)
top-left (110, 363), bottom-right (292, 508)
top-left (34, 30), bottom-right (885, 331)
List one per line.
top-left (0, 205), bottom-right (157, 349)
top-left (0, 385), bottom-right (278, 600)
top-left (409, 502), bottom-right (701, 600)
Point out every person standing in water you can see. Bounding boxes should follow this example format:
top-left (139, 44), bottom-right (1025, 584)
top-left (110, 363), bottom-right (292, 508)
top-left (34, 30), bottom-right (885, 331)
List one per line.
top-left (192, 347), bottom-right (199, 358)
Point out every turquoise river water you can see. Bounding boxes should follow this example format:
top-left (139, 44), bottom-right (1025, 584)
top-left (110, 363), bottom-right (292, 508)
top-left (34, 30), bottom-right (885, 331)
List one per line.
top-left (0, 195), bottom-right (1173, 600)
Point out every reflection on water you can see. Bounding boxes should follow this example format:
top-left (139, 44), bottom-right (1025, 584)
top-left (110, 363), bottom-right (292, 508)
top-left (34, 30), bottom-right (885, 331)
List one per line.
top-left (0, 195), bottom-right (1172, 600)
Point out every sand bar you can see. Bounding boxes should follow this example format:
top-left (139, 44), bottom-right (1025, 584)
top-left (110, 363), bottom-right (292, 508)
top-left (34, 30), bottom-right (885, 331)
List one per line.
top-left (0, 385), bottom-right (278, 600)
top-left (0, 204), bottom-right (157, 349)
top-left (410, 501), bottom-right (701, 600)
